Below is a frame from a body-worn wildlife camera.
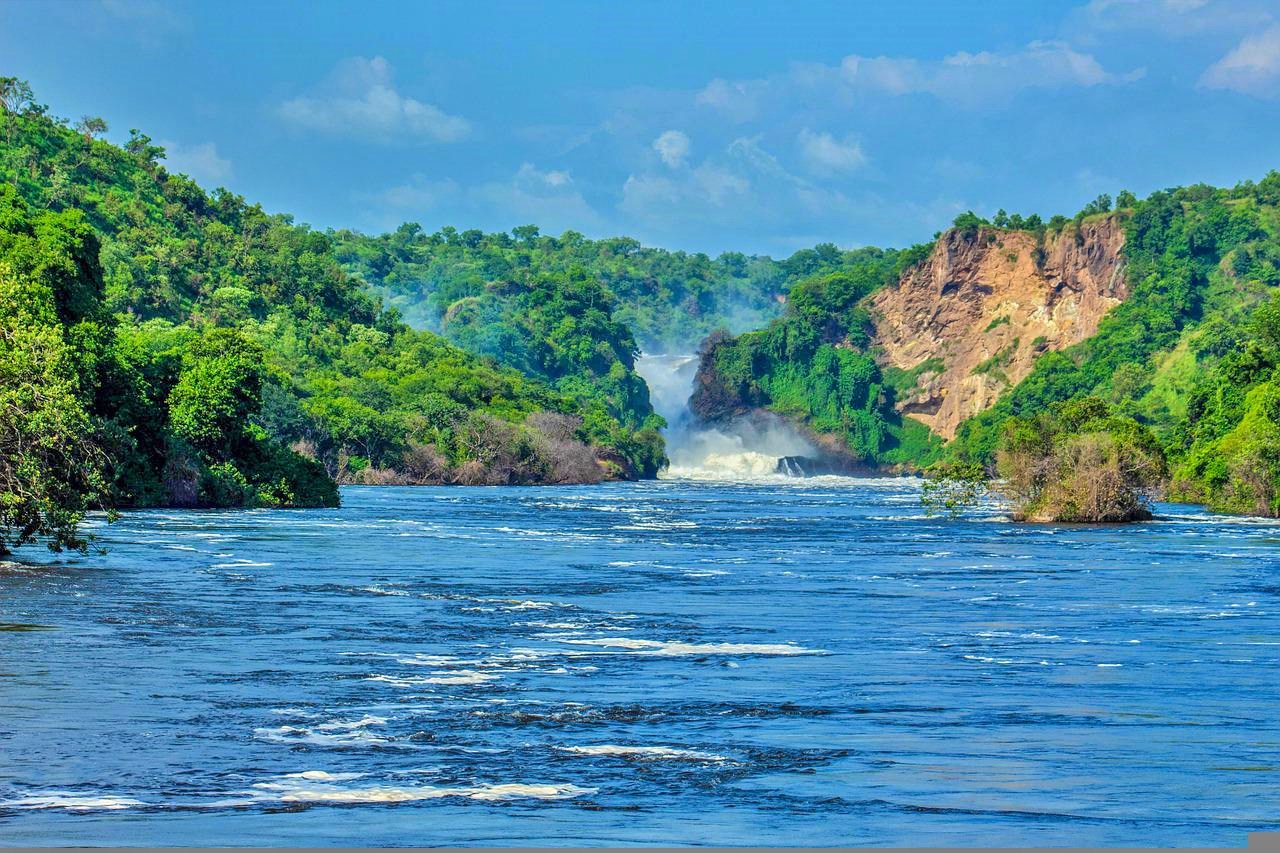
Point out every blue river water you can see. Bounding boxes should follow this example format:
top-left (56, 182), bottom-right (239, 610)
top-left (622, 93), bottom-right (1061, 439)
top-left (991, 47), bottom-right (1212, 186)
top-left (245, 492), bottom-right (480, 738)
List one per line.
top-left (1, 479), bottom-right (1278, 847)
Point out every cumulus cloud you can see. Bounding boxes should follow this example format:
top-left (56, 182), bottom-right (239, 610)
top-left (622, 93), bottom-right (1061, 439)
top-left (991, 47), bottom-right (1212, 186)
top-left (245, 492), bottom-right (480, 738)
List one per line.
top-left (158, 140), bottom-right (232, 185)
top-left (278, 56), bottom-right (471, 143)
top-left (1199, 24), bottom-right (1280, 97)
top-left (1074, 0), bottom-right (1271, 36)
top-left (797, 129), bottom-right (865, 176)
top-left (366, 163), bottom-right (600, 235)
top-left (695, 40), bottom-right (1139, 119)
top-left (620, 135), bottom-right (858, 239)
top-left (652, 130), bottom-right (691, 168)
top-left (515, 162), bottom-right (572, 189)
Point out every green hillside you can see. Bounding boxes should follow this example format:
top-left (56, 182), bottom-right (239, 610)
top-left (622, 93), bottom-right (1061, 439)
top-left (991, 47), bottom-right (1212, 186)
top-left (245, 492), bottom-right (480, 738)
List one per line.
top-left (0, 78), bottom-right (666, 552)
top-left (332, 225), bottom-right (868, 354)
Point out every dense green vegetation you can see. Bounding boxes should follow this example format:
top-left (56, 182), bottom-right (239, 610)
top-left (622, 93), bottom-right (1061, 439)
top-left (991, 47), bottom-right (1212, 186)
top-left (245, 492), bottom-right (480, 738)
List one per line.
top-left (683, 175), bottom-right (1280, 519)
top-left (333, 225), bottom-right (862, 354)
top-left (944, 174), bottom-right (1280, 516)
top-left (691, 250), bottom-right (943, 468)
top-left (1169, 294), bottom-right (1280, 516)
top-left (996, 398), bottom-right (1165, 522)
top-left (952, 177), bottom-right (1280, 459)
top-left (922, 398), bottom-right (1165, 523)
top-left (0, 186), bottom-right (114, 553)
top-left (6, 71), bottom-right (1280, 546)
top-left (336, 228), bottom-right (662, 436)
top-left (0, 79), bottom-right (670, 550)
top-left (0, 179), bottom-right (336, 557)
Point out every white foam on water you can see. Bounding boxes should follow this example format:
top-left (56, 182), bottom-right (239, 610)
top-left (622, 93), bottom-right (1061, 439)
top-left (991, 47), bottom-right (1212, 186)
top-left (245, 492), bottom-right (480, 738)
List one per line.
top-left (556, 637), bottom-right (826, 656)
top-left (316, 715), bottom-right (387, 731)
top-left (254, 717), bottom-right (393, 747)
top-left (396, 654), bottom-right (483, 667)
top-left (360, 585), bottom-right (410, 597)
top-left (635, 353), bottom-right (820, 482)
top-left (614, 519), bottom-right (700, 530)
top-left (367, 670), bottom-right (500, 687)
top-left (558, 744), bottom-right (728, 761)
top-left (3, 793), bottom-right (146, 810)
top-left (251, 777), bottom-right (595, 804)
top-left (282, 770), bottom-right (366, 781)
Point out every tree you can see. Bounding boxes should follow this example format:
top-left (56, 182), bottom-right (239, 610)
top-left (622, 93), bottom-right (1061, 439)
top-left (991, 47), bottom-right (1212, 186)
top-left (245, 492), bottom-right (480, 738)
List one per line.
top-left (167, 329), bottom-right (265, 460)
top-left (512, 224), bottom-right (540, 244)
top-left (124, 129), bottom-right (165, 165)
top-left (0, 191), bottom-right (112, 554)
top-left (952, 211), bottom-right (987, 235)
top-left (1080, 194), bottom-right (1113, 217)
top-left (0, 77), bottom-right (35, 114)
top-left (75, 115), bottom-right (108, 140)
top-left (997, 398), bottom-right (1165, 522)
top-left (921, 461), bottom-right (989, 517)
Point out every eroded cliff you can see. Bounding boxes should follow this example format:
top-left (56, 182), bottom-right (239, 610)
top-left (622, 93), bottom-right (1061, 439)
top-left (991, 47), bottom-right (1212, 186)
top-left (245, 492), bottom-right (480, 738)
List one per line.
top-left (871, 217), bottom-right (1127, 439)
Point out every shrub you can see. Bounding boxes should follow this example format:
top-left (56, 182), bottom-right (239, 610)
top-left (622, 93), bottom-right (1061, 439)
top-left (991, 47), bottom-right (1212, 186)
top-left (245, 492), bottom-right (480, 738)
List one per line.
top-left (199, 462), bottom-right (253, 508)
top-left (921, 461), bottom-right (989, 518)
top-left (996, 398), bottom-right (1165, 522)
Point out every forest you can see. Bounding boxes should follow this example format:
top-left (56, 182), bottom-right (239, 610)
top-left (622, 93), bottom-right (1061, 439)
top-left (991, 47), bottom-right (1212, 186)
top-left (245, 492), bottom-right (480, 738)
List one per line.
top-left (698, 177), bottom-right (1280, 518)
top-left (0, 79), bottom-right (667, 553)
top-left (5, 72), bottom-right (1280, 554)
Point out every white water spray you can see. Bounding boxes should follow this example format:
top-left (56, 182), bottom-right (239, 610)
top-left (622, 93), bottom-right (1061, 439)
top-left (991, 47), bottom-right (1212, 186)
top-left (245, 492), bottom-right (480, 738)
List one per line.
top-left (635, 354), bottom-right (818, 480)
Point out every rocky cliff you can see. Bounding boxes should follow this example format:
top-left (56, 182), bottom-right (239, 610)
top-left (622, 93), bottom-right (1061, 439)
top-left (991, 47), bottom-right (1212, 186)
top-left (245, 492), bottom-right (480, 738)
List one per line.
top-left (871, 217), bottom-right (1127, 439)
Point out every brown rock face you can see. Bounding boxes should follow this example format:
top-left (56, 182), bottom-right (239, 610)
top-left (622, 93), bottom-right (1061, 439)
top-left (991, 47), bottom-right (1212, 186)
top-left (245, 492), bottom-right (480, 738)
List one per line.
top-left (870, 218), bottom-right (1127, 439)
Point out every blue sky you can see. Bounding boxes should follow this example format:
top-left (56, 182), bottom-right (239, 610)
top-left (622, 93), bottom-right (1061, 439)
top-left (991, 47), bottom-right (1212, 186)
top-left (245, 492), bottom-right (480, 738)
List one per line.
top-left (4, 0), bottom-right (1280, 256)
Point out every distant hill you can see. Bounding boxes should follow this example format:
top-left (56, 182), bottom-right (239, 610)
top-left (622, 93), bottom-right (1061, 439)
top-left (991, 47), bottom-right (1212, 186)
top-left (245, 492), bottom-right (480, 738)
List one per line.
top-left (0, 77), bottom-right (669, 552)
top-left (693, 180), bottom-right (1280, 516)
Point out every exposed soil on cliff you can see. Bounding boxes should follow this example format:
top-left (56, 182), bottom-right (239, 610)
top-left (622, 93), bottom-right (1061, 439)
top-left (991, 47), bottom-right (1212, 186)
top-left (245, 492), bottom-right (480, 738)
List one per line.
top-left (870, 218), bottom-right (1127, 439)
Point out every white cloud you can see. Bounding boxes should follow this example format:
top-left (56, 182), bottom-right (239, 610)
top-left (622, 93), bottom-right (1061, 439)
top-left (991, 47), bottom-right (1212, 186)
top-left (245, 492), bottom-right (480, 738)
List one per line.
top-left (1199, 24), bottom-right (1280, 97)
top-left (696, 41), bottom-right (1139, 119)
top-left (652, 130), bottom-right (691, 168)
top-left (1075, 0), bottom-right (1270, 36)
top-left (694, 78), bottom-right (763, 122)
top-left (278, 56), bottom-right (471, 144)
top-left (374, 176), bottom-right (460, 211)
top-left (366, 163), bottom-right (600, 235)
top-left (797, 129), bottom-right (866, 176)
top-left (158, 140), bottom-right (232, 185)
top-left (515, 162), bottom-right (572, 189)
top-left (620, 135), bottom-right (859, 238)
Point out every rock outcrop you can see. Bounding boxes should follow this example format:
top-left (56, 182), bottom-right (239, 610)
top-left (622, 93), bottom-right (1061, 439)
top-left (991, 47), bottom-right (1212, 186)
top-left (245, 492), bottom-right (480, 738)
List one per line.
top-left (870, 218), bottom-right (1127, 439)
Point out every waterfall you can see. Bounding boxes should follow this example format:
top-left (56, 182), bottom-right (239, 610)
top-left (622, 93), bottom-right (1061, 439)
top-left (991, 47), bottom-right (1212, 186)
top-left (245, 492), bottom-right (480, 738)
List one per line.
top-left (634, 354), bottom-right (819, 480)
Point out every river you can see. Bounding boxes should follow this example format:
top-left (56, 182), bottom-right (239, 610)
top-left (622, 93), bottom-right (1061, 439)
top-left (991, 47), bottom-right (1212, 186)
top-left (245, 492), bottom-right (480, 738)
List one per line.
top-left (1, 479), bottom-right (1278, 846)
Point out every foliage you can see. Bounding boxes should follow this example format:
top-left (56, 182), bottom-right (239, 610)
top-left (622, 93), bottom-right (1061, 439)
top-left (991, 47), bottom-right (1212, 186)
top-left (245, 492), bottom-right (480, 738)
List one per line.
top-left (920, 461), bottom-right (988, 518)
top-left (694, 256), bottom-right (943, 467)
top-left (332, 226), bottom-right (880, 355)
top-left (996, 398), bottom-right (1166, 522)
top-left (882, 356), bottom-right (944, 398)
top-left (1168, 293), bottom-right (1280, 516)
top-left (0, 191), bottom-right (112, 553)
top-left (0, 79), bottom-right (675, 552)
top-left (952, 176), bottom-right (1280, 467)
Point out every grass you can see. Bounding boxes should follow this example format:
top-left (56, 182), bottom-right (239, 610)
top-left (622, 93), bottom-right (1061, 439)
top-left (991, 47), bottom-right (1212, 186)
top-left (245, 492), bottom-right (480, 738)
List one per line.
top-left (883, 356), bottom-right (946, 396)
top-left (972, 339), bottom-right (1019, 377)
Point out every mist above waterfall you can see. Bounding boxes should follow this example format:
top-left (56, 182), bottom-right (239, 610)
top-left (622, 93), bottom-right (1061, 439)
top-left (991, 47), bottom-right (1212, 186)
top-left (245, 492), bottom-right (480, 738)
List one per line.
top-left (635, 354), bottom-right (818, 480)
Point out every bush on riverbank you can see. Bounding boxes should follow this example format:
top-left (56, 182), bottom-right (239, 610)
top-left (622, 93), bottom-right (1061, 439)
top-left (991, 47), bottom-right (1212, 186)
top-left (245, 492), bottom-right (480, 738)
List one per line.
top-left (921, 399), bottom-right (1167, 523)
top-left (996, 398), bottom-right (1166, 522)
